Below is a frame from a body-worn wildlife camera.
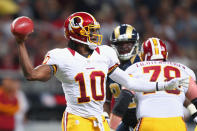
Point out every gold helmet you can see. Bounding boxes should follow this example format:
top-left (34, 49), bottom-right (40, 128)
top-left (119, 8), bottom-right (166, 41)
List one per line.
top-left (110, 24), bottom-right (139, 60)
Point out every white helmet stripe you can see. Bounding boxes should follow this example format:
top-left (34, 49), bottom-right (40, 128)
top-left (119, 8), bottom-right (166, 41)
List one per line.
top-left (156, 38), bottom-right (162, 56)
top-left (149, 38), bottom-right (156, 56)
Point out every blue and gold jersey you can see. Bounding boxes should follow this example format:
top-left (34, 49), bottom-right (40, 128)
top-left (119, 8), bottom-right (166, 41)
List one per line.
top-left (120, 54), bottom-right (143, 70)
top-left (108, 54), bottom-right (143, 128)
top-left (108, 54), bottom-right (143, 106)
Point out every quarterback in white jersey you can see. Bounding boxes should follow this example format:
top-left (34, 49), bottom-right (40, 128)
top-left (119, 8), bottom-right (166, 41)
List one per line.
top-left (11, 12), bottom-right (189, 131)
top-left (126, 37), bottom-right (197, 131)
top-left (44, 45), bottom-right (119, 118)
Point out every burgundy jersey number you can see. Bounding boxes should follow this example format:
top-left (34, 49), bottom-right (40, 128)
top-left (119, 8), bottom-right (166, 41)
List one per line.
top-left (75, 71), bottom-right (105, 103)
top-left (143, 66), bottom-right (181, 95)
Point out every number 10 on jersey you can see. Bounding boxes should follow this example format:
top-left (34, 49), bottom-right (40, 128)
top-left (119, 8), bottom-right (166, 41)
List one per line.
top-left (75, 71), bottom-right (105, 103)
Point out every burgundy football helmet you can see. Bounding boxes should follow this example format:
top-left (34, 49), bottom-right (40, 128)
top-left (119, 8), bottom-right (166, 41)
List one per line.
top-left (110, 24), bottom-right (140, 61)
top-left (64, 12), bottom-right (102, 49)
top-left (142, 37), bottom-right (168, 61)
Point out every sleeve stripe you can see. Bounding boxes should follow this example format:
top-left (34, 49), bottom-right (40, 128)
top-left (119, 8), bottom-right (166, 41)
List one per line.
top-left (42, 55), bottom-right (50, 64)
top-left (52, 65), bottom-right (57, 74)
top-left (108, 63), bottom-right (119, 74)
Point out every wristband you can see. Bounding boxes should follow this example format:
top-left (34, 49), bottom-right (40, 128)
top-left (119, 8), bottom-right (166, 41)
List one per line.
top-left (156, 82), bottom-right (159, 91)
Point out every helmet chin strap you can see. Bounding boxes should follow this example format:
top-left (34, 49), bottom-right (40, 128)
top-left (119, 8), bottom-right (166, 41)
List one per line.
top-left (70, 36), bottom-right (98, 50)
top-left (87, 41), bottom-right (98, 50)
top-left (70, 36), bottom-right (88, 45)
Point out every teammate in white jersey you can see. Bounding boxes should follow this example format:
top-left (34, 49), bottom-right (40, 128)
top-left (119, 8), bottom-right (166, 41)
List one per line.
top-left (125, 37), bottom-right (197, 131)
top-left (12, 12), bottom-right (188, 131)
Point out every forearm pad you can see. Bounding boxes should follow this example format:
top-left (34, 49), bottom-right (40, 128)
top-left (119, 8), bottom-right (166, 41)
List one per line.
top-left (112, 89), bottom-right (134, 117)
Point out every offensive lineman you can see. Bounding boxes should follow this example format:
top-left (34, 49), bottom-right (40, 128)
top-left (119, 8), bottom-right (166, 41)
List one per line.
top-left (125, 37), bottom-right (197, 131)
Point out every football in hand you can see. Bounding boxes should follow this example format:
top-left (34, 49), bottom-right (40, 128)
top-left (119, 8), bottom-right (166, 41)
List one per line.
top-left (11, 16), bottom-right (34, 36)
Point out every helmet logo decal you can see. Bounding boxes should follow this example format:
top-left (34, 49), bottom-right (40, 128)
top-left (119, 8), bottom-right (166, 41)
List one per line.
top-left (64, 12), bottom-right (102, 47)
top-left (70, 16), bottom-right (83, 29)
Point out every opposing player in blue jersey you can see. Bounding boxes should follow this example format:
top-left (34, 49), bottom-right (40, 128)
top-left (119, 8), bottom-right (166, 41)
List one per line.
top-left (106, 24), bottom-right (141, 131)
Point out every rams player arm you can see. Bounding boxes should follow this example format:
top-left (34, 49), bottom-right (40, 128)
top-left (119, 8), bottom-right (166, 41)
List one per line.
top-left (17, 40), bottom-right (52, 81)
top-left (186, 78), bottom-right (197, 124)
top-left (112, 89), bottom-right (134, 116)
top-left (110, 89), bottom-right (134, 130)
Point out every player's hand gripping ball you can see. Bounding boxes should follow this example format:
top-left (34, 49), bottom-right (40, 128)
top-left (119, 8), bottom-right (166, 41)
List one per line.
top-left (11, 16), bottom-right (34, 36)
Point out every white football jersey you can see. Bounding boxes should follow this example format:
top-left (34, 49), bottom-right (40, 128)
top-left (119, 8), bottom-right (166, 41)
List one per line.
top-left (43, 45), bottom-right (119, 118)
top-left (125, 61), bottom-right (196, 119)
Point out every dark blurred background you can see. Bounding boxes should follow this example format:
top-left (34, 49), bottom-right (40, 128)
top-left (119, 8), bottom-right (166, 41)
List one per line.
top-left (0, 0), bottom-right (196, 130)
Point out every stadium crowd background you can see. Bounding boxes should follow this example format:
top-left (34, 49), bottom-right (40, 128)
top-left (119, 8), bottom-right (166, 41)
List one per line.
top-left (0, 0), bottom-right (196, 130)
